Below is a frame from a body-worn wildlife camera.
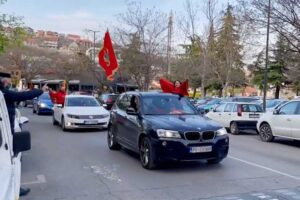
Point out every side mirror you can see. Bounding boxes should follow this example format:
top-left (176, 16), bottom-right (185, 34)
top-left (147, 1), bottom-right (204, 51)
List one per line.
top-left (13, 131), bottom-right (31, 155)
top-left (126, 107), bottom-right (137, 115)
top-left (273, 109), bottom-right (280, 115)
top-left (20, 116), bottom-right (29, 124)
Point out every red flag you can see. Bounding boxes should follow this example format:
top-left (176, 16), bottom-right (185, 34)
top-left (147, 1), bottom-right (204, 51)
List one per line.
top-left (98, 31), bottom-right (118, 81)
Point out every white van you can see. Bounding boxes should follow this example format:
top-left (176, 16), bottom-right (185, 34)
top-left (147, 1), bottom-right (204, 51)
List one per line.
top-left (0, 91), bottom-right (31, 200)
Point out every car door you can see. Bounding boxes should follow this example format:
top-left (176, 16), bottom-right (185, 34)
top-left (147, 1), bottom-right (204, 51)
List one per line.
top-left (206, 103), bottom-right (227, 126)
top-left (222, 103), bottom-right (234, 127)
top-left (271, 101), bottom-right (299, 137)
top-left (122, 95), bottom-right (141, 150)
top-left (291, 102), bottom-right (300, 139)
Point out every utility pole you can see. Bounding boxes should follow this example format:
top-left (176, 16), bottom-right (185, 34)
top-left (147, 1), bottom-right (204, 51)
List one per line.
top-left (86, 29), bottom-right (100, 92)
top-left (263, 0), bottom-right (271, 111)
top-left (167, 11), bottom-right (173, 76)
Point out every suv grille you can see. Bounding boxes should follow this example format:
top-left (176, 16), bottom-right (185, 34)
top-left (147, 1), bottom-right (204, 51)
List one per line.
top-left (202, 131), bottom-right (215, 140)
top-left (185, 132), bottom-right (201, 140)
top-left (184, 131), bottom-right (215, 141)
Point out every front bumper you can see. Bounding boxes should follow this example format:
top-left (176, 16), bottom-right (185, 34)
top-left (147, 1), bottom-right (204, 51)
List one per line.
top-left (64, 117), bottom-right (109, 129)
top-left (152, 135), bottom-right (229, 162)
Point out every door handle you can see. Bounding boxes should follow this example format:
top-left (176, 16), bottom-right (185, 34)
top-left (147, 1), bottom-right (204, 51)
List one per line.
top-left (218, 113), bottom-right (221, 116)
top-left (287, 118), bottom-right (291, 122)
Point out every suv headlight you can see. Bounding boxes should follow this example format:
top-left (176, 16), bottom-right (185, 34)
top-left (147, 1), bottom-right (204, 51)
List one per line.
top-left (67, 114), bottom-right (80, 119)
top-left (39, 102), bottom-right (47, 108)
top-left (216, 128), bottom-right (227, 136)
top-left (157, 129), bottom-right (181, 139)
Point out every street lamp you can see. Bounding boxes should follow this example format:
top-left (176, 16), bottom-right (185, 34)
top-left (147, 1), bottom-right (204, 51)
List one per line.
top-left (85, 29), bottom-right (101, 91)
top-left (263, 0), bottom-right (271, 111)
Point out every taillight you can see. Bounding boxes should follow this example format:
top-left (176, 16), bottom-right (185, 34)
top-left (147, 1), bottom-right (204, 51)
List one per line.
top-left (106, 98), bottom-right (113, 103)
top-left (237, 105), bottom-right (242, 117)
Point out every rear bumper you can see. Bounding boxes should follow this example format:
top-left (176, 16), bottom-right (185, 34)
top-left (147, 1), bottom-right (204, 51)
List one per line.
top-left (38, 107), bottom-right (53, 114)
top-left (152, 135), bottom-right (229, 162)
top-left (235, 120), bottom-right (258, 130)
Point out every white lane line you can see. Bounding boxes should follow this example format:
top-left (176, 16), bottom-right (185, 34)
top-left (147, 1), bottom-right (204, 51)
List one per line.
top-left (22, 174), bottom-right (47, 185)
top-left (228, 155), bottom-right (300, 181)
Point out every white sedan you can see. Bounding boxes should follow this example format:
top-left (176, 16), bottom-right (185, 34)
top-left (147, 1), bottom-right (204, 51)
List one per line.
top-left (52, 95), bottom-right (110, 131)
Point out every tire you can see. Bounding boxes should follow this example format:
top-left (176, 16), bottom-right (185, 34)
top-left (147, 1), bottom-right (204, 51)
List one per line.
top-left (61, 117), bottom-right (67, 132)
top-left (259, 123), bottom-right (274, 142)
top-left (107, 126), bottom-right (121, 150)
top-left (207, 158), bottom-right (223, 164)
top-left (36, 108), bottom-right (40, 115)
top-left (230, 122), bottom-right (239, 135)
top-left (33, 107), bottom-right (36, 114)
top-left (139, 137), bottom-right (157, 170)
top-left (52, 114), bottom-right (59, 125)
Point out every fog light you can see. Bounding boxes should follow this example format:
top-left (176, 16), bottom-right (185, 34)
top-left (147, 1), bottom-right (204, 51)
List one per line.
top-left (225, 138), bottom-right (229, 143)
top-left (162, 141), bottom-right (167, 146)
top-left (67, 122), bottom-right (72, 126)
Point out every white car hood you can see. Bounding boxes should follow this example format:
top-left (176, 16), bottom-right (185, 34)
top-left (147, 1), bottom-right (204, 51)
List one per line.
top-left (64, 106), bottom-right (109, 115)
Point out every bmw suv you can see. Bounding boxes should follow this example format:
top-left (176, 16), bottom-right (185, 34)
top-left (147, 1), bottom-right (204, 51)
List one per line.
top-left (108, 92), bottom-right (229, 169)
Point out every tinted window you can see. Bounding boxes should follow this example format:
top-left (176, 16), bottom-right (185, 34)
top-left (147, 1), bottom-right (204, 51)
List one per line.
top-left (279, 102), bottom-right (299, 115)
top-left (241, 104), bottom-right (263, 112)
top-left (142, 96), bottom-right (197, 115)
top-left (224, 103), bottom-right (234, 112)
top-left (117, 94), bottom-right (131, 111)
top-left (66, 97), bottom-right (99, 107)
top-left (215, 103), bottom-right (226, 112)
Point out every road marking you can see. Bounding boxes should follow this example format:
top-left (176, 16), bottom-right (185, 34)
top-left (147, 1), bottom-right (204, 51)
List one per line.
top-left (22, 174), bottom-right (47, 185)
top-left (228, 155), bottom-right (300, 181)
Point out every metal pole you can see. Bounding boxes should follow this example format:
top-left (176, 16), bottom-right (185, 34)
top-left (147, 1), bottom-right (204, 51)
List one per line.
top-left (93, 31), bottom-right (96, 92)
top-left (263, 0), bottom-right (271, 112)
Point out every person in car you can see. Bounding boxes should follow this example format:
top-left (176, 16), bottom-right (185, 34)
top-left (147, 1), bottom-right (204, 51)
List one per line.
top-left (49, 81), bottom-right (67, 105)
top-left (159, 78), bottom-right (189, 96)
top-left (0, 72), bottom-right (47, 197)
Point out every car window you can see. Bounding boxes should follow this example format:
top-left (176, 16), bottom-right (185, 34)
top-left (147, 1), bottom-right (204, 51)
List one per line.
top-left (279, 101), bottom-right (299, 115)
top-left (241, 104), bottom-right (263, 112)
top-left (117, 94), bottom-right (131, 111)
top-left (66, 97), bottom-right (99, 107)
top-left (215, 103), bottom-right (226, 112)
top-left (142, 95), bottom-right (197, 115)
top-left (224, 103), bottom-right (234, 112)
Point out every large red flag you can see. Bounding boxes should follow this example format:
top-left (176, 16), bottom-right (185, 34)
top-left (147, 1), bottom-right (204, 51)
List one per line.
top-left (98, 31), bottom-right (118, 81)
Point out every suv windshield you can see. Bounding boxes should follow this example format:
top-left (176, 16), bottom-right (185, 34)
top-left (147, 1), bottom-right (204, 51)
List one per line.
top-left (66, 97), bottom-right (99, 107)
top-left (142, 95), bottom-right (197, 115)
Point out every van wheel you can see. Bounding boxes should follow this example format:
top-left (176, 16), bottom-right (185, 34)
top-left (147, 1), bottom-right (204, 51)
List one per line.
top-left (140, 137), bottom-right (157, 170)
top-left (107, 126), bottom-right (121, 150)
top-left (259, 123), bottom-right (274, 142)
top-left (230, 122), bottom-right (239, 135)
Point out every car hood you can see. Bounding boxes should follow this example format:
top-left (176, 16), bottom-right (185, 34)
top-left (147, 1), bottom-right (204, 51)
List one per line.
top-left (144, 115), bottom-right (222, 132)
top-left (65, 106), bottom-right (109, 115)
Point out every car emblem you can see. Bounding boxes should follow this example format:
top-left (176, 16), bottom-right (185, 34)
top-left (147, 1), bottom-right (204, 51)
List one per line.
top-left (89, 116), bottom-right (93, 119)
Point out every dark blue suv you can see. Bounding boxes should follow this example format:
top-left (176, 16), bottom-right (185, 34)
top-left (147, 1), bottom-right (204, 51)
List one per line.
top-left (108, 92), bottom-right (229, 169)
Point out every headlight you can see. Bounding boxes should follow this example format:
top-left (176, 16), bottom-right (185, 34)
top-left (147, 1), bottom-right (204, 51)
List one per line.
top-left (67, 114), bottom-right (80, 119)
top-left (156, 129), bottom-right (181, 139)
top-left (39, 102), bottom-right (47, 108)
top-left (216, 128), bottom-right (227, 136)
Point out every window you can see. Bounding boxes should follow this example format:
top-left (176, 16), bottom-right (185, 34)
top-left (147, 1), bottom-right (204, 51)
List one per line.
top-left (66, 97), bottom-right (99, 107)
top-left (117, 94), bottom-right (131, 111)
top-left (215, 103), bottom-right (226, 112)
top-left (279, 102), bottom-right (300, 115)
top-left (224, 103), bottom-right (234, 112)
top-left (241, 104), bottom-right (263, 112)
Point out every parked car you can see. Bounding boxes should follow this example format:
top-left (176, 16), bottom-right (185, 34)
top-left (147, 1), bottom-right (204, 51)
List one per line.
top-left (206, 102), bottom-right (264, 134)
top-left (0, 91), bottom-right (31, 200)
top-left (33, 92), bottom-right (53, 115)
top-left (197, 98), bottom-right (222, 114)
top-left (257, 100), bottom-right (300, 142)
top-left (98, 93), bottom-right (119, 110)
top-left (254, 99), bottom-right (288, 112)
top-left (70, 91), bottom-right (93, 96)
top-left (226, 97), bottom-right (259, 103)
top-left (108, 92), bottom-right (229, 169)
top-left (53, 95), bottom-right (110, 131)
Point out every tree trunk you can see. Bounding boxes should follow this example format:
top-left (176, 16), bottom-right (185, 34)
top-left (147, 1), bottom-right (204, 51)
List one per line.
top-left (201, 84), bottom-right (205, 98)
top-left (297, 89), bottom-right (299, 96)
top-left (193, 88), bottom-right (197, 98)
top-left (204, 87), bottom-right (207, 97)
top-left (218, 88), bottom-right (223, 97)
top-left (275, 85), bottom-right (280, 99)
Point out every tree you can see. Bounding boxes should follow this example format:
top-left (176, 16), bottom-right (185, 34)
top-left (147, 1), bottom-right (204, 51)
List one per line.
top-left (117, 1), bottom-right (168, 90)
top-left (215, 5), bottom-right (244, 97)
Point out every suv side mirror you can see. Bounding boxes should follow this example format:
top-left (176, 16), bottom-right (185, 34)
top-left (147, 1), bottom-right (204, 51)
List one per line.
top-left (273, 109), bottom-right (280, 115)
top-left (126, 107), bottom-right (137, 115)
top-left (13, 131), bottom-right (31, 155)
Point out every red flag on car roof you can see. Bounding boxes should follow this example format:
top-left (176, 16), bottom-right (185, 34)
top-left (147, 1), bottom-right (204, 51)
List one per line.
top-left (98, 31), bottom-right (118, 81)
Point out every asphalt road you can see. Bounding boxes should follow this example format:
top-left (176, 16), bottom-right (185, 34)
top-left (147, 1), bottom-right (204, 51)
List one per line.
top-left (20, 107), bottom-right (300, 200)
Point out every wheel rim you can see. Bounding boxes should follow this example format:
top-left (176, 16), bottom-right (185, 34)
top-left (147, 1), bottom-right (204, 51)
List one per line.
top-left (140, 140), bottom-right (150, 166)
top-left (260, 125), bottom-right (272, 140)
top-left (108, 127), bottom-right (114, 147)
top-left (231, 123), bottom-right (237, 133)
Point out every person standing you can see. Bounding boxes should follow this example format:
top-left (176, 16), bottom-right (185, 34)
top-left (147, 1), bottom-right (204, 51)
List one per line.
top-left (0, 72), bottom-right (47, 196)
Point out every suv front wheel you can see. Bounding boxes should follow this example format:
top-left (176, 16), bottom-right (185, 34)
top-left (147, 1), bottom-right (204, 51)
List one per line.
top-left (140, 137), bottom-right (157, 170)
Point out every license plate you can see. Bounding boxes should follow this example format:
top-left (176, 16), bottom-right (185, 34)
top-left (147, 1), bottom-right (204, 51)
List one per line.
top-left (190, 146), bottom-right (212, 153)
top-left (84, 120), bottom-right (98, 125)
top-left (249, 114), bottom-right (260, 118)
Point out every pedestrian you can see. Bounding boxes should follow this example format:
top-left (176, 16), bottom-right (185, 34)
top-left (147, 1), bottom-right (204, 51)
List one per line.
top-left (49, 81), bottom-right (67, 105)
top-left (0, 72), bottom-right (47, 196)
top-left (159, 78), bottom-right (189, 97)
